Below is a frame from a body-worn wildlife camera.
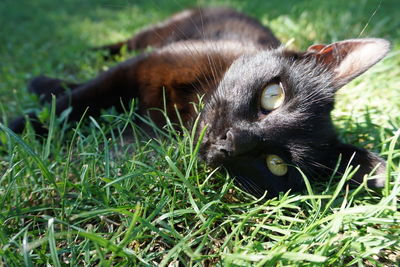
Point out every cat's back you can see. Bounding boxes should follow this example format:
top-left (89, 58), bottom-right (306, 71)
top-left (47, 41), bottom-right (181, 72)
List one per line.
top-left (173, 7), bottom-right (280, 47)
top-left (129, 7), bottom-right (280, 50)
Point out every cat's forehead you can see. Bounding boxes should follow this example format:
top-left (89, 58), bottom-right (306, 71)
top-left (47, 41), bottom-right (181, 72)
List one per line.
top-left (222, 50), bottom-right (288, 86)
top-left (217, 48), bottom-right (333, 96)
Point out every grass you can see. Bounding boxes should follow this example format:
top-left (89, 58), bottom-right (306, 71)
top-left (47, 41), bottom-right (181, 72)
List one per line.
top-left (0, 0), bottom-right (399, 265)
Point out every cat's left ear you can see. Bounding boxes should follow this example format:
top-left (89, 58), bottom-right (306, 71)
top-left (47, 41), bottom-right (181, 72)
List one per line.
top-left (307, 38), bottom-right (390, 88)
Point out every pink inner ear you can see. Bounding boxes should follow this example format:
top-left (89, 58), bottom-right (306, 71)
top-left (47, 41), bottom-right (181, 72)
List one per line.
top-left (314, 45), bottom-right (336, 66)
top-left (305, 38), bottom-right (390, 88)
top-left (307, 44), bottom-right (326, 53)
top-left (307, 44), bottom-right (336, 65)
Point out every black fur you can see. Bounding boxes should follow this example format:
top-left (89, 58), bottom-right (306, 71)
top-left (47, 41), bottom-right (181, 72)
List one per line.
top-left (197, 42), bottom-right (389, 197)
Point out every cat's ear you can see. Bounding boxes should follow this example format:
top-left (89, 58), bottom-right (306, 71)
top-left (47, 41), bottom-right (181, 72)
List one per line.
top-left (306, 38), bottom-right (390, 88)
top-left (335, 143), bottom-right (386, 188)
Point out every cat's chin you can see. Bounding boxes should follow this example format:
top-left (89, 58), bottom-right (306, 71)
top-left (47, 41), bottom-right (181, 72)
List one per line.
top-left (201, 148), bottom-right (229, 167)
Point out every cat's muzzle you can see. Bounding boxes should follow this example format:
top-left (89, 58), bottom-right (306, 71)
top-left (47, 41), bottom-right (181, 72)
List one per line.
top-left (200, 130), bottom-right (235, 167)
top-left (199, 129), bottom-right (258, 167)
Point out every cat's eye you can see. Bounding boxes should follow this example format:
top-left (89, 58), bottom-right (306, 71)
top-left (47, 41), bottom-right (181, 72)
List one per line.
top-left (266, 154), bottom-right (288, 176)
top-left (260, 83), bottom-right (285, 111)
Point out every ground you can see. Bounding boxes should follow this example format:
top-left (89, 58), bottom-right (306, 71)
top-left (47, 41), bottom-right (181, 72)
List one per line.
top-left (0, 0), bottom-right (399, 266)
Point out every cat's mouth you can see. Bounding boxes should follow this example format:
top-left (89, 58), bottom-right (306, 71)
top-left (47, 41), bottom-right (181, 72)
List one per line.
top-left (198, 128), bottom-right (262, 166)
top-left (202, 145), bottom-right (289, 177)
top-left (201, 144), bottom-right (231, 167)
top-left (199, 139), bottom-right (290, 178)
top-left (199, 139), bottom-right (261, 167)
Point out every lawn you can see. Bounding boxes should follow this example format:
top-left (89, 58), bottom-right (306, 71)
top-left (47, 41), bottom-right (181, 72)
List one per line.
top-left (0, 0), bottom-right (399, 266)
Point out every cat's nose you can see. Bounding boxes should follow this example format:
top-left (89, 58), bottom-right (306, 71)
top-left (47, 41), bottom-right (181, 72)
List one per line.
top-left (202, 129), bottom-right (235, 166)
top-left (218, 129), bottom-right (259, 158)
top-left (216, 129), bottom-right (235, 154)
top-left (201, 128), bottom-right (259, 166)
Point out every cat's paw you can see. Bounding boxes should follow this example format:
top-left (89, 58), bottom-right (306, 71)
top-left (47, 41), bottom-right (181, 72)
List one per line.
top-left (8, 112), bottom-right (47, 135)
top-left (28, 75), bottom-right (56, 94)
top-left (336, 143), bottom-right (387, 188)
top-left (8, 115), bottom-right (28, 134)
top-left (28, 75), bottom-right (71, 103)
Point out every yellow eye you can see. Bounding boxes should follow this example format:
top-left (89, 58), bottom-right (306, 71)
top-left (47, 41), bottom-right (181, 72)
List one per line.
top-left (266, 154), bottom-right (288, 176)
top-left (260, 83), bottom-right (285, 111)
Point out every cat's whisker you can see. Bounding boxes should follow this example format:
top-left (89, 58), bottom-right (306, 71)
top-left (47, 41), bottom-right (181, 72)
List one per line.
top-left (234, 174), bottom-right (258, 194)
top-left (306, 160), bottom-right (336, 173)
top-left (237, 176), bottom-right (264, 196)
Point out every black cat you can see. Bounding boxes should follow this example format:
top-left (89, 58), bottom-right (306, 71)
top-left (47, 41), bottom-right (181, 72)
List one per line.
top-left (9, 7), bottom-right (390, 197)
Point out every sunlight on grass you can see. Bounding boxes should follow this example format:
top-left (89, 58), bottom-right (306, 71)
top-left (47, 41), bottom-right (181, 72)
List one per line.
top-left (0, 0), bottom-right (399, 265)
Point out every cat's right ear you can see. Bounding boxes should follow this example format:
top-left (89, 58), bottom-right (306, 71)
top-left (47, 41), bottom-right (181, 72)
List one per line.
top-left (306, 38), bottom-right (390, 88)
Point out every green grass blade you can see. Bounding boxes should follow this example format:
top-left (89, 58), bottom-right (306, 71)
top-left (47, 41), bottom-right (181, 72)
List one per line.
top-left (0, 123), bottom-right (56, 188)
top-left (47, 218), bottom-right (61, 267)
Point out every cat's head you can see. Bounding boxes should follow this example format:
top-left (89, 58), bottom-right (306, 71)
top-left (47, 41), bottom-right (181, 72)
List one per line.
top-left (198, 38), bottom-right (390, 197)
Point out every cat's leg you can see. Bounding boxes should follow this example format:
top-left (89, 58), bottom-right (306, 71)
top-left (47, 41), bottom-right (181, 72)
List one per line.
top-left (28, 76), bottom-right (80, 104)
top-left (10, 41), bottom-right (236, 135)
top-left (335, 143), bottom-right (386, 188)
top-left (9, 59), bottom-right (140, 134)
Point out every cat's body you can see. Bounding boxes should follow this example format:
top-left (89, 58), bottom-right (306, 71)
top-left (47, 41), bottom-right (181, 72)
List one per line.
top-left (9, 7), bottom-right (390, 197)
